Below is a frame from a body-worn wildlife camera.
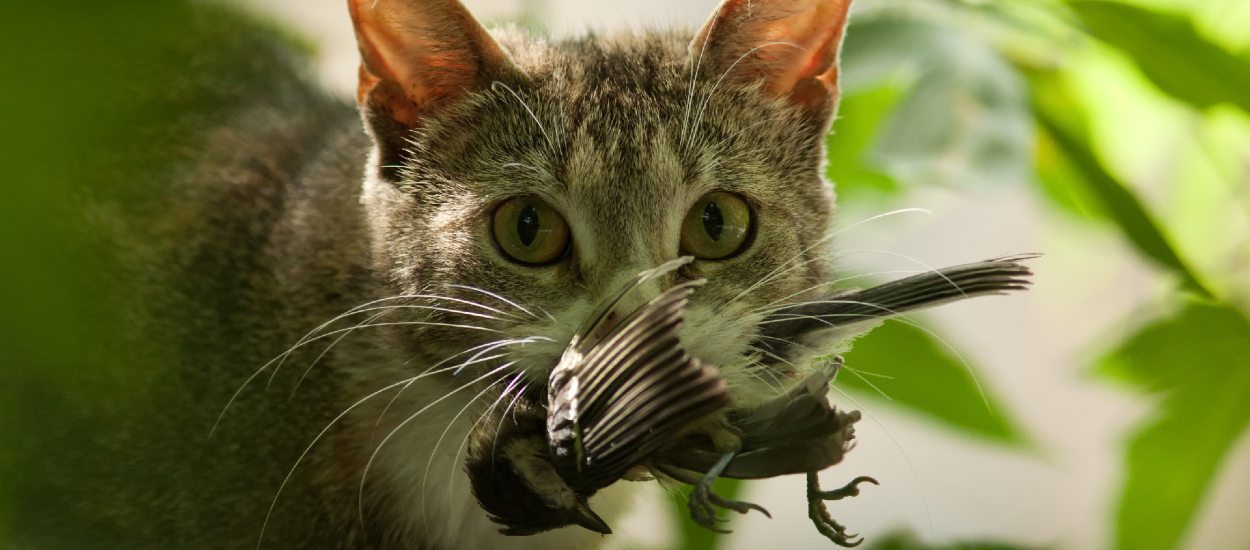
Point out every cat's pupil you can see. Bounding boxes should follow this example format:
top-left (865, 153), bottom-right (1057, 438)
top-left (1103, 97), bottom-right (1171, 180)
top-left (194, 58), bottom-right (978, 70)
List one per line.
top-left (517, 204), bottom-right (540, 246)
top-left (702, 201), bottom-right (724, 241)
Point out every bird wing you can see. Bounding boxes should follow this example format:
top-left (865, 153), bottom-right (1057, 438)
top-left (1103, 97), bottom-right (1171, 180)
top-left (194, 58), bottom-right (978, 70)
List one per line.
top-left (756, 255), bottom-right (1035, 354)
top-left (547, 280), bottom-right (731, 491)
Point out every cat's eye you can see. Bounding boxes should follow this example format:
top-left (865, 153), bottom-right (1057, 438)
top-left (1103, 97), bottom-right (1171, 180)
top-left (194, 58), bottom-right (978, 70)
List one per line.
top-left (492, 197), bottom-right (571, 265)
top-left (680, 192), bottom-right (753, 260)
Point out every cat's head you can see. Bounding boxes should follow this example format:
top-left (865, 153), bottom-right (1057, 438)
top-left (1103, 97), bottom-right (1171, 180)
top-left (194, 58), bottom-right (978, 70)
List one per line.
top-left (347, 0), bottom-right (854, 409)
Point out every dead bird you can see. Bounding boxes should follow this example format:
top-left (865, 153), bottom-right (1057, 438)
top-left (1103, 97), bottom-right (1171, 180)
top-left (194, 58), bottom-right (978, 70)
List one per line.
top-left (465, 255), bottom-right (1033, 546)
top-left (466, 258), bottom-right (730, 535)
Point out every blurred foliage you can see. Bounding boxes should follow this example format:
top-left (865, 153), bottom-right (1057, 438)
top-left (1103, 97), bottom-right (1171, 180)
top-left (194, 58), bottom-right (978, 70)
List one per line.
top-left (1030, 72), bottom-right (1214, 298)
top-left (1069, 1), bottom-right (1250, 113)
top-left (867, 530), bottom-right (1040, 550)
top-left (672, 1), bottom-right (1246, 548)
top-left (826, 85), bottom-right (907, 203)
top-left (0, 1), bottom-right (190, 540)
top-left (836, 14), bottom-right (1034, 196)
top-left (811, 1), bottom-right (1250, 549)
top-left (840, 322), bottom-right (1025, 445)
top-left (1095, 303), bottom-right (1250, 550)
top-left (0, 2), bottom-right (324, 544)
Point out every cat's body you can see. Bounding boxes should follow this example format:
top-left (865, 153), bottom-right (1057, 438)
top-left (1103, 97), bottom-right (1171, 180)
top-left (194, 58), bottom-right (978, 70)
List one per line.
top-left (88, 22), bottom-right (632, 550)
top-left (23, 0), bottom-right (865, 547)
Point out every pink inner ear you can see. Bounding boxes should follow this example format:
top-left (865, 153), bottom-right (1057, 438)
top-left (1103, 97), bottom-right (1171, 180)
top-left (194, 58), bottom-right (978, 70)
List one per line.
top-left (781, 16), bottom-right (845, 110)
top-left (349, 0), bottom-right (512, 128)
top-left (357, 64), bottom-right (423, 129)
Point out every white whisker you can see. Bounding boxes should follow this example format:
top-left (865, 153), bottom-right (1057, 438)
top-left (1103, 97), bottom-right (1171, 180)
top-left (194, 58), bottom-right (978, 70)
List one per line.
top-left (286, 298), bottom-right (522, 397)
top-left (838, 365), bottom-right (893, 402)
top-left (212, 293), bottom-right (426, 437)
top-left (491, 81), bottom-right (557, 157)
top-left (682, 7), bottom-right (718, 150)
top-left (445, 284), bottom-right (542, 320)
top-left (257, 377), bottom-right (411, 549)
top-left (725, 208), bottom-right (932, 308)
top-left (357, 361), bottom-right (519, 532)
top-left (212, 293), bottom-right (524, 437)
top-left (412, 291), bottom-right (532, 320)
top-left (741, 345), bottom-right (794, 395)
top-left (443, 372), bottom-right (525, 527)
top-left (537, 305), bottom-right (557, 323)
top-left (491, 381), bottom-right (532, 464)
top-left (289, 310), bottom-right (390, 398)
top-left (750, 269), bottom-right (926, 315)
top-left (375, 337), bottom-right (548, 427)
top-left (689, 41), bottom-right (802, 148)
top-left (836, 248), bottom-right (967, 300)
top-left (414, 373), bottom-right (511, 534)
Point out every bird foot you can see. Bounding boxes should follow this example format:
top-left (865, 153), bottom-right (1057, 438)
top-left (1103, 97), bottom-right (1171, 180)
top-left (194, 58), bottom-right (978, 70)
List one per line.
top-left (807, 473), bottom-right (877, 547)
top-left (660, 452), bottom-right (770, 534)
top-left (686, 478), bottom-right (771, 533)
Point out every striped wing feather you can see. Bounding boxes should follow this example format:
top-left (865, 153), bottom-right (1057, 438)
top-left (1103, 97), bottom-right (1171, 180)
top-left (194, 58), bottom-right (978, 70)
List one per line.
top-left (547, 280), bottom-right (730, 491)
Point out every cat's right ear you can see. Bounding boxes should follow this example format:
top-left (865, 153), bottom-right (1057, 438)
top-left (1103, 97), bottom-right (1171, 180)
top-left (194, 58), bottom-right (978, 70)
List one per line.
top-left (348, 0), bottom-right (516, 177)
top-left (690, 0), bottom-right (853, 128)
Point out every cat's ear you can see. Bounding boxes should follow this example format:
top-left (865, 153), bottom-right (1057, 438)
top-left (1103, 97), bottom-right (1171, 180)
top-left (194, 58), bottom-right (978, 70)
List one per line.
top-left (690, 0), bottom-right (853, 121)
top-left (348, 0), bottom-right (515, 171)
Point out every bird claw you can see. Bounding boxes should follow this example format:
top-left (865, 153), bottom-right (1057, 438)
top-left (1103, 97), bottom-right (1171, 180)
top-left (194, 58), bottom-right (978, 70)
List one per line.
top-left (661, 452), bottom-right (770, 534)
top-left (807, 473), bottom-right (877, 547)
top-left (687, 480), bottom-right (771, 533)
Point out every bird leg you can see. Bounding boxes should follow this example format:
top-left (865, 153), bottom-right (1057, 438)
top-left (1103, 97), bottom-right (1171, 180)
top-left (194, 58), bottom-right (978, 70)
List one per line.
top-left (659, 452), bottom-right (770, 533)
top-left (806, 473), bottom-right (877, 547)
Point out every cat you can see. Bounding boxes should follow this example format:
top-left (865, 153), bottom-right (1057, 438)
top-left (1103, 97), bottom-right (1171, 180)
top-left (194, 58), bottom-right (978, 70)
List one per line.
top-left (17, 0), bottom-right (886, 547)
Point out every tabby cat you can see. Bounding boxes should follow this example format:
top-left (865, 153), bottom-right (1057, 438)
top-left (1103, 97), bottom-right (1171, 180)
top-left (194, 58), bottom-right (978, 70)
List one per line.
top-left (18, 0), bottom-right (965, 547)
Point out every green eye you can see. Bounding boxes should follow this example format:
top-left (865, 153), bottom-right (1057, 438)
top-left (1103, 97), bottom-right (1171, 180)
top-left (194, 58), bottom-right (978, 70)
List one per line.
top-left (680, 192), bottom-right (752, 260)
top-left (492, 197), bottom-right (570, 265)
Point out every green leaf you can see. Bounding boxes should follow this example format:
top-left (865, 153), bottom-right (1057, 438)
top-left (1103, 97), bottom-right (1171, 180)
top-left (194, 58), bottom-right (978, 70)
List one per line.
top-left (1029, 73), bottom-right (1214, 298)
top-left (1069, 1), bottom-right (1250, 114)
top-left (827, 85), bottom-right (906, 202)
top-left (1095, 302), bottom-right (1250, 550)
top-left (838, 15), bottom-right (1034, 191)
top-left (1032, 128), bottom-right (1104, 220)
top-left (838, 321), bottom-right (1025, 445)
top-left (868, 530), bottom-right (1040, 550)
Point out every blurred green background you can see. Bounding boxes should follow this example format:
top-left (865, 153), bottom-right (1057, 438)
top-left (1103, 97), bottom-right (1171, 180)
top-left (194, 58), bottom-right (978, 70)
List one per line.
top-left (2, 0), bottom-right (1248, 548)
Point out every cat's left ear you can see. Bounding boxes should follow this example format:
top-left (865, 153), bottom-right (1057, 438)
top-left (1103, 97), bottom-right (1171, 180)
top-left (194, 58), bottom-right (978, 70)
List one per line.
top-left (348, 0), bottom-right (518, 176)
top-left (690, 0), bottom-right (853, 123)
